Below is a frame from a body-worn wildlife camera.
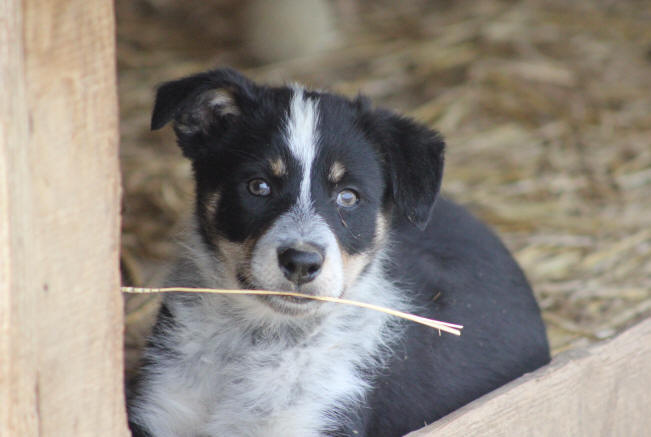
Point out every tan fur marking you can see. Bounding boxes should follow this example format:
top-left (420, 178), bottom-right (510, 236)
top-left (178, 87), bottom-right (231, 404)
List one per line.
top-left (338, 213), bottom-right (390, 289)
top-left (269, 157), bottom-right (287, 177)
top-left (215, 236), bottom-right (258, 287)
top-left (374, 214), bottom-right (389, 245)
top-left (341, 251), bottom-right (372, 290)
top-left (203, 191), bottom-right (222, 219)
top-left (217, 236), bottom-right (256, 262)
top-left (200, 191), bottom-right (222, 243)
top-left (328, 161), bottom-right (346, 183)
top-left (208, 89), bottom-right (239, 116)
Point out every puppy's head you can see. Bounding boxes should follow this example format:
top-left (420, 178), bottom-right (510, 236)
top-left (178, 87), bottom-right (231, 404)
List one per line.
top-left (152, 69), bottom-right (444, 315)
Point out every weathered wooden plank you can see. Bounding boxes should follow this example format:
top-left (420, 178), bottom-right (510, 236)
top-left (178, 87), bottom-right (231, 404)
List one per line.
top-left (407, 317), bottom-right (651, 437)
top-left (0, 0), bottom-right (128, 436)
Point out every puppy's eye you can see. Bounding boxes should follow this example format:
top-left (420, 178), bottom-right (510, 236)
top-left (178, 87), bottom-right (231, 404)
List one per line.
top-left (336, 189), bottom-right (359, 208)
top-left (248, 178), bottom-right (271, 196)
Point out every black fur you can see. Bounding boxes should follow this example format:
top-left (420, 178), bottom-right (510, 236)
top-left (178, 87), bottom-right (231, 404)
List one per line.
top-left (312, 93), bottom-right (386, 254)
top-left (359, 108), bottom-right (445, 230)
top-left (342, 198), bottom-right (550, 435)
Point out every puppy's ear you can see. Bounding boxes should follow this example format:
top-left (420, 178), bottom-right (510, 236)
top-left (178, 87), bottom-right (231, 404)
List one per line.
top-left (150, 68), bottom-right (257, 158)
top-left (360, 108), bottom-right (445, 230)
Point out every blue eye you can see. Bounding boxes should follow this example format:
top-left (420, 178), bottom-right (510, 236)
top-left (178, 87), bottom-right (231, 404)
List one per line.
top-left (336, 189), bottom-right (359, 207)
top-left (248, 178), bottom-right (271, 196)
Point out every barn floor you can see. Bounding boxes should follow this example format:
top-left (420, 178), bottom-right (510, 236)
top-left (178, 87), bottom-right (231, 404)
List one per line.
top-left (118, 0), bottom-right (651, 379)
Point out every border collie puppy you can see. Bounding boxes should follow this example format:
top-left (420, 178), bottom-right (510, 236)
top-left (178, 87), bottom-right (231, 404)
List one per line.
top-left (128, 69), bottom-right (550, 437)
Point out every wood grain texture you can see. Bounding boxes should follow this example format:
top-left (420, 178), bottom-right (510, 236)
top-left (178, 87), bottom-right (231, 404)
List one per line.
top-left (407, 317), bottom-right (651, 437)
top-left (0, 0), bottom-right (128, 436)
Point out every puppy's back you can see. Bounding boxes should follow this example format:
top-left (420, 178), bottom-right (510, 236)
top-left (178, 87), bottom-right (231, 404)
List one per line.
top-left (346, 197), bottom-right (550, 436)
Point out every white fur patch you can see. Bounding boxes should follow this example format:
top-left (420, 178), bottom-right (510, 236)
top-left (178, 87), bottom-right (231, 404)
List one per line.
top-left (285, 86), bottom-right (319, 210)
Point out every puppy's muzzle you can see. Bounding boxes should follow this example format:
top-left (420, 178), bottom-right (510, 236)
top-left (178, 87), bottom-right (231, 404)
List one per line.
top-left (277, 245), bottom-right (324, 286)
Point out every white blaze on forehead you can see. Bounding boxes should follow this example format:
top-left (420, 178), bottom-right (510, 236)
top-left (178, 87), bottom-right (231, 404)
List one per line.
top-left (285, 86), bottom-right (319, 208)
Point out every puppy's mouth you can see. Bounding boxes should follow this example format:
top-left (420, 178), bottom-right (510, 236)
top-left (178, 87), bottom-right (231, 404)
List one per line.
top-left (236, 272), bottom-right (314, 307)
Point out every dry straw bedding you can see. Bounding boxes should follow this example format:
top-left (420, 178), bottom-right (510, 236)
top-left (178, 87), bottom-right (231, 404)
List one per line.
top-left (118, 0), bottom-right (651, 377)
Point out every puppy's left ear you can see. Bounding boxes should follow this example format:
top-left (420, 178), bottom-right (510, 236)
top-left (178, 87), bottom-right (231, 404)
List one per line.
top-left (360, 108), bottom-right (445, 230)
top-left (150, 69), bottom-right (258, 160)
top-left (150, 68), bottom-right (256, 132)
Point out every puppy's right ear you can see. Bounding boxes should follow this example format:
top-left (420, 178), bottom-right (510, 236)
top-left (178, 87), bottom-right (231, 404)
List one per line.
top-left (151, 68), bottom-right (258, 159)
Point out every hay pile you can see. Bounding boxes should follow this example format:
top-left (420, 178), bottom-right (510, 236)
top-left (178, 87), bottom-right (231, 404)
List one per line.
top-left (118, 0), bottom-right (651, 375)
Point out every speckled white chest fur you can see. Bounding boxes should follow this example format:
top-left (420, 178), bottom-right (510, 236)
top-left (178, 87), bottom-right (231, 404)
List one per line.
top-left (130, 242), bottom-right (406, 437)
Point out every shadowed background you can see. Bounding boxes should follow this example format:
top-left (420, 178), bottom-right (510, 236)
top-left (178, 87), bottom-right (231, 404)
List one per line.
top-left (118, 0), bottom-right (651, 382)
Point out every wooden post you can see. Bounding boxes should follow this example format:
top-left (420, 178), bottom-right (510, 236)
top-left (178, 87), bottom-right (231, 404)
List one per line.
top-left (0, 0), bottom-right (128, 436)
top-left (407, 318), bottom-right (651, 437)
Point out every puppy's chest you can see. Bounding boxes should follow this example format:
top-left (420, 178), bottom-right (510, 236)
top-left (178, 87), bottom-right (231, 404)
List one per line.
top-left (171, 316), bottom-right (377, 435)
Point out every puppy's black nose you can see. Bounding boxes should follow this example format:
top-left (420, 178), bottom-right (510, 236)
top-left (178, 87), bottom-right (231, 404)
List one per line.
top-left (277, 247), bottom-right (324, 285)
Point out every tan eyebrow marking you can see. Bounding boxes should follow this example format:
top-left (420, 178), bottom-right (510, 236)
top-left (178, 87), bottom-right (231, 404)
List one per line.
top-left (328, 161), bottom-right (346, 183)
top-left (269, 157), bottom-right (287, 177)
